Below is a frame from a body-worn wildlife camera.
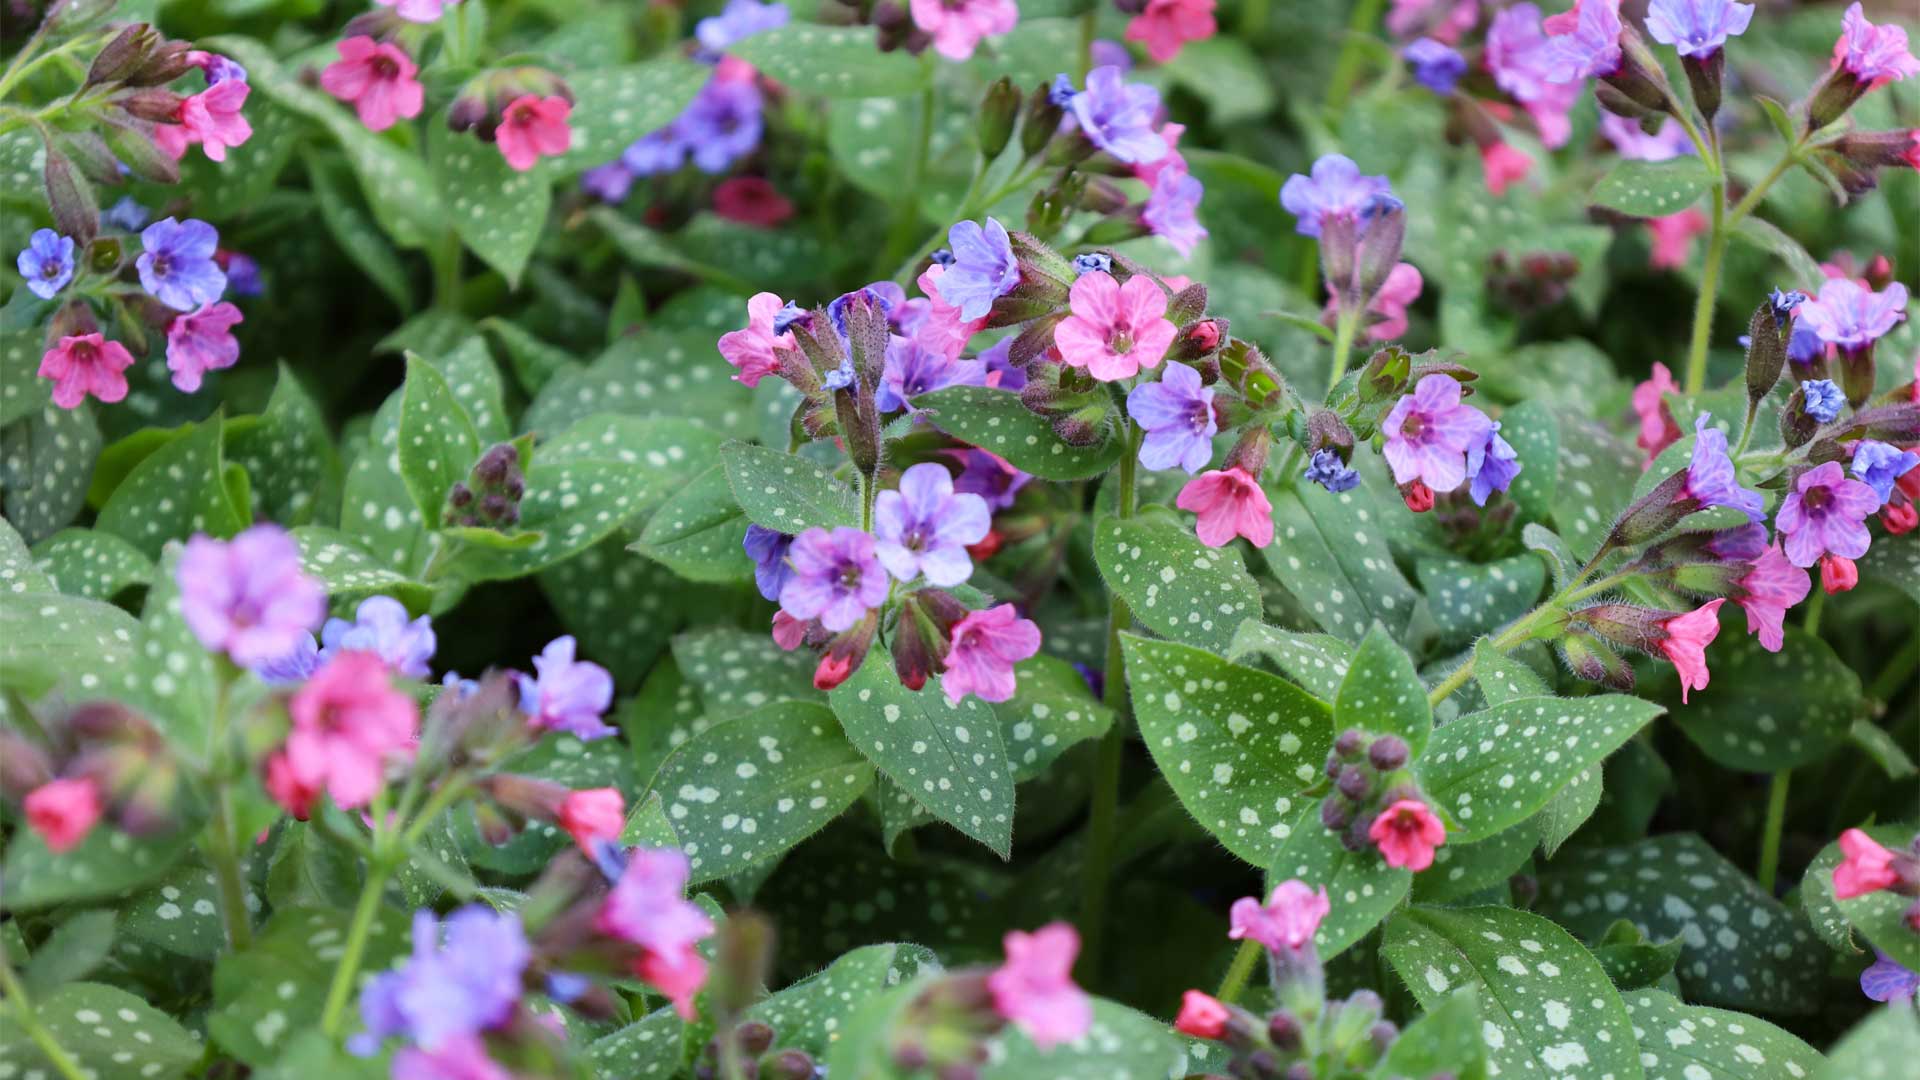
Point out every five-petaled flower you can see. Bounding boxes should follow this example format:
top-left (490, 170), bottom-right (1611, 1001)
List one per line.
top-left (1054, 270), bottom-right (1176, 381)
top-left (321, 37), bottom-right (425, 132)
top-left (1369, 798), bottom-right (1447, 870)
top-left (987, 922), bottom-right (1093, 1051)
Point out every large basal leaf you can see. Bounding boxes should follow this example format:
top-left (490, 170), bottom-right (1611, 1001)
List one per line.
top-left (1, 826), bottom-right (195, 912)
top-left (0, 591), bottom-right (140, 701)
top-left (1624, 988), bottom-right (1821, 1080)
top-left (586, 1006), bottom-right (684, 1079)
top-left (0, 981), bottom-right (200, 1080)
top-left (994, 654), bottom-right (1113, 781)
top-left (339, 391), bottom-right (431, 576)
top-left (1590, 157), bottom-right (1713, 217)
top-left (633, 463), bottom-right (752, 583)
top-left (1857, 527), bottom-right (1920, 605)
top-left (1412, 826), bottom-right (1535, 906)
top-left (729, 23), bottom-right (929, 97)
top-left (32, 527), bottom-right (153, 601)
top-left (1551, 413), bottom-right (1641, 560)
top-left (1671, 626), bottom-right (1859, 771)
top-left (1226, 620), bottom-right (1351, 702)
top-left (553, 59), bottom-right (707, 175)
top-left (524, 330), bottom-right (759, 439)
top-left (537, 537), bottom-right (691, 687)
top-left (746, 942), bottom-right (941, 1058)
top-left (1095, 514), bottom-right (1261, 654)
top-left (654, 701), bottom-right (873, 883)
top-left (1802, 823), bottom-right (1919, 971)
top-left (118, 548), bottom-right (221, 756)
top-left (759, 838), bottom-right (1007, 974)
top-left (290, 527), bottom-right (430, 610)
top-left (1416, 694), bottom-right (1662, 843)
top-left (1384, 905), bottom-right (1643, 1080)
top-left (307, 150), bottom-right (413, 311)
top-left (1535, 833), bottom-right (1827, 1014)
top-left (226, 365), bottom-right (339, 527)
top-left (720, 441), bottom-right (860, 533)
top-left (827, 654), bottom-right (1014, 858)
top-left (208, 905), bottom-right (409, 1066)
top-left (981, 998), bottom-right (1186, 1080)
top-left (915, 385), bottom-right (1122, 481)
top-left (1122, 635), bottom-right (1333, 867)
top-left (430, 120), bottom-right (549, 286)
top-left (1416, 554), bottom-right (1548, 648)
top-left (120, 857), bottom-right (260, 960)
top-left (541, 414), bottom-right (729, 521)
top-left (1268, 800), bottom-right (1410, 960)
top-left (95, 415), bottom-right (245, 560)
top-left (2, 398), bottom-right (101, 543)
top-left (1263, 482), bottom-right (1417, 644)
top-left (673, 626), bottom-right (821, 719)
top-left (1333, 626), bottom-right (1432, 757)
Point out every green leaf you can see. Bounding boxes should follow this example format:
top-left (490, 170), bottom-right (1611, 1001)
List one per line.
top-left (1850, 718), bottom-right (1916, 780)
top-left (442, 458), bottom-right (656, 582)
top-left (0, 516), bottom-right (54, 595)
top-left (541, 414), bottom-right (729, 519)
top-left (398, 354), bottom-right (482, 525)
top-left (747, 942), bottom-right (940, 1058)
top-left (1473, 639), bottom-right (1551, 705)
top-left (1670, 626), bottom-right (1856, 770)
top-left (1383, 905), bottom-right (1642, 1080)
top-left (339, 391), bottom-right (431, 575)
top-left (982, 998), bottom-right (1186, 1080)
top-left (586, 1006), bottom-right (684, 1078)
top-left (2, 399), bottom-right (102, 543)
top-left (1412, 827), bottom-right (1535, 905)
top-left (430, 119), bottom-right (549, 285)
top-left (1551, 414), bottom-right (1641, 560)
top-left (31, 528), bottom-right (153, 601)
top-left (226, 365), bottom-right (340, 527)
top-left (431, 336), bottom-right (511, 443)
top-left (1378, 985), bottom-right (1488, 1080)
top-left (307, 150), bottom-right (413, 311)
top-left (1094, 514), bottom-right (1262, 654)
top-left (621, 791), bottom-right (682, 849)
top-left (538, 537), bottom-right (690, 687)
top-left (1535, 833), bottom-right (1828, 1014)
top-left (1122, 634), bottom-right (1334, 867)
top-left (633, 463), bottom-right (751, 583)
top-left (760, 840), bottom-right (1004, 974)
top-left (730, 23), bottom-right (929, 97)
top-left (1817, 1005), bottom-right (1919, 1080)
top-left (0, 592), bottom-right (140, 701)
top-left (524, 329), bottom-right (760, 439)
top-left (289, 527), bottom-right (430, 610)
top-left (1226, 621), bottom-right (1350, 702)
top-left (1731, 214), bottom-right (1824, 289)
top-left (994, 654), bottom-right (1113, 781)
top-left (93, 416), bottom-right (244, 560)
top-left (1334, 626), bottom-right (1432, 758)
top-left (208, 906), bottom-right (409, 1066)
top-left (120, 858), bottom-right (256, 959)
top-left (1624, 988), bottom-right (1821, 1080)
top-left (1160, 36), bottom-right (1275, 124)
top-left (1859, 531), bottom-right (1920, 605)
top-left (1590, 157), bottom-right (1713, 217)
top-left (1803, 823), bottom-right (1919, 970)
top-left (1264, 483), bottom-right (1418, 644)
top-left (674, 626), bottom-right (821, 719)
top-left (1269, 800), bottom-right (1410, 960)
top-left (0, 982), bottom-right (200, 1080)
top-left (654, 701), bottom-right (873, 883)
top-left (1, 827), bottom-right (195, 912)
top-left (1590, 919), bottom-right (1683, 991)
top-left (1, 329), bottom-right (51, 428)
top-left (916, 385), bottom-right (1122, 481)
top-left (555, 59), bottom-right (712, 175)
top-left (1417, 554), bottom-right (1548, 648)
top-left (827, 93), bottom-right (972, 205)
top-left (1499, 400), bottom-right (1560, 522)
top-left (1416, 694), bottom-right (1663, 843)
top-left (22, 910), bottom-right (116, 997)
top-left (720, 441), bottom-right (860, 533)
top-left (827, 652), bottom-right (1015, 858)
top-left (1534, 764), bottom-right (1601, 858)
top-left (120, 548), bottom-right (222, 754)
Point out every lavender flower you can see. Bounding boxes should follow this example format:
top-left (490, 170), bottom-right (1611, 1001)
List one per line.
top-left (822, 359), bottom-right (857, 391)
top-left (953, 448), bottom-right (1029, 511)
top-left (1788, 320), bottom-right (1825, 365)
top-left (1768, 287), bottom-right (1807, 328)
top-left (933, 218), bottom-right (1019, 321)
top-left (979, 338), bottom-right (1026, 391)
top-left (1072, 253), bottom-right (1113, 276)
top-left (1645, 0), bottom-right (1754, 58)
top-left (1126, 361), bottom-right (1217, 474)
top-left (1381, 374), bottom-right (1493, 494)
top-left (743, 524), bottom-right (794, 602)
top-left (877, 334), bottom-right (986, 412)
top-left (1546, 0), bottom-right (1625, 81)
top-left (581, 161), bottom-right (637, 202)
top-left (1802, 379), bottom-right (1845, 423)
top-left (1851, 440), bottom-right (1920, 505)
top-left (1798, 279), bottom-right (1909, 352)
top-left (321, 595), bottom-right (436, 679)
top-left (772, 301), bottom-right (808, 336)
top-left (16, 230), bottom-right (75, 300)
top-left (1599, 114), bottom-right (1694, 162)
top-left (136, 217), bottom-right (226, 312)
top-left (1405, 38), bottom-right (1468, 94)
top-left (1705, 523), bottom-right (1769, 561)
top-left (1862, 951), bottom-right (1920, 1003)
top-left (1466, 422), bottom-right (1522, 506)
top-left (779, 527), bottom-right (890, 631)
top-left (622, 127), bottom-right (689, 176)
top-left (873, 463), bottom-right (992, 586)
top-left (1685, 414), bottom-right (1766, 523)
top-left (177, 525), bottom-right (326, 668)
top-left (1069, 66), bottom-right (1169, 165)
top-left (696, 0), bottom-right (789, 54)
top-left (1280, 154), bottom-right (1393, 238)
top-left (1777, 460), bottom-right (1878, 568)
top-left (352, 907), bottom-right (529, 1054)
top-left (1303, 449), bottom-right (1360, 493)
top-left (681, 78), bottom-right (763, 174)
top-left (223, 253), bottom-right (263, 297)
top-left (253, 633), bottom-right (320, 688)
top-left (1142, 165), bottom-right (1207, 257)
top-left (101, 196), bottom-right (149, 232)
top-left (1048, 73), bottom-right (1077, 107)
top-left (1090, 39), bottom-right (1132, 72)
top-left (516, 635), bottom-right (615, 740)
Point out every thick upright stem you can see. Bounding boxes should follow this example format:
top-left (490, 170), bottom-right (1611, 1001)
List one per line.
top-left (1325, 0), bottom-right (1387, 116)
top-left (1215, 937), bottom-right (1263, 1003)
top-left (1682, 186), bottom-right (1728, 396)
top-left (1326, 307), bottom-right (1360, 393)
top-left (320, 859), bottom-right (393, 1038)
top-left (1756, 769), bottom-right (1791, 894)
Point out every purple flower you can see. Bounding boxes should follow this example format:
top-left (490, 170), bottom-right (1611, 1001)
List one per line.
top-left (1142, 164), bottom-right (1207, 257)
top-left (1599, 114), bottom-right (1695, 162)
top-left (1802, 379), bottom-right (1845, 423)
top-left (1788, 320), bottom-right (1825, 365)
top-left (743, 524), bottom-right (794, 602)
top-left (1466, 422), bottom-right (1522, 506)
top-left (1090, 39), bottom-right (1132, 72)
top-left (822, 359), bottom-right (857, 390)
top-left (102, 196), bottom-right (149, 232)
top-left (933, 218), bottom-right (1019, 321)
top-left (581, 161), bottom-right (636, 202)
top-left (136, 217), bottom-right (226, 312)
top-left (1381, 373), bottom-right (1493, 494)
top-left (1546, 0), bottom-right (1625, 81)
top-left (778, 526), bottom-right (890, 631)
top-left (952, 448), bottom-right (1030, 511)
top-left (979, 337), bottom-right (1026, 391)
top-left (223, 253), bottom-right (263, 297)
top-left (1487, 3), bottom-right (1562, 102)
top-left (878, 334), bottom-right (985, 412)
top-left (201, 54), bottom-right (248, 84)
top-left (1769, 287), bottom-right (1807, 327)
top-left (1776, 460), bottom-right (1879, 568)
top-left (772, 301), bottom-right (808, 335)
top-left (1833, 2), bottom-right (1920, 87)
top-left (680, 78), bottom-right (763, 174)
top-left (1126, 361), bottom-right (1217, 474)
top-left (1303, 448), bottom-right (1360, 493)
top-left (17, 229), bottom-right (75, 300)
top-left (1851, 440), bottom-right (1920, 506)
top-left (1048, 72), bottom-right (1077, 107)
top-left (392, 1037), bottom-right (508, 1080)
top-left (622, 126), bottom-right (689, 176)
top-left (321, 595), bottom-right (435, 679)
top-left (696, 0), bottom-right (789, 54)
top-left (1072, 253), bottom-right (1112, 276)
top-left (1797, 278), bottom-right (1909, 352)
top-left (1405, 38), bottom-right (1468, 94)
top-left (1705, 523), bottom-right (1769, 561)
top-left (1645, 0), bottom-right (1753, 58)
top-left (1685, 413), bottom-right (1766, 523)
top-left (177, 525), bottom-right (326, 668)
top-left (1862, 951), bottom-right (1920, 1003)
top-left (1069, 66), bottom-right (1169, 165)
top-left (516, 635), bottom-right (615, 740)
top-left (1280, 154), bottom-right (1393, 239)
top-left (873, 463), bottom-right (991, 586)
top-left (353, 906), bottom-right (529, 1054)
top-left (254, 633), bottom-right (320, 687)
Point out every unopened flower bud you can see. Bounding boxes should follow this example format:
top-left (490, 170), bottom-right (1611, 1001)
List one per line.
top-left (978, 77), bottom-right (1020, 160)
top-left (1743, 301), bottom-right (1786, 407)
top-left (1681, 49), bottom-right (1724, 124)
top-left (1267, 1009), bottom-right (1303, 1051)
top-left (765, 1050), bottom-right (817, 1080)
top-left (1337, 765), bottom-right (1371, 801)
top-left (1321, 795), bottom-right (1354, 832)
top-left (1354, 194), bottom-right (1406, 302)
top-left (1021, 81), bottom-right (1066, 159)
top-left (1370, 1020), bottom-right (1400, 1054)
top-left (1334, 727), bottom-right (1366, 758)
top-left (1367, 735), bottom-right (1408, 771)
top-left (734, 1020), bottom-right (776, 1057)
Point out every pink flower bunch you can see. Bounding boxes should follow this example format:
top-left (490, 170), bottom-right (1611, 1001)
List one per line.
top-left (986, 922), bottom-right (1093, 1050)
top-left (268, 651), bottom-right (420, 815)
top-left (1124, 0), bottom-right (1218, 64)
top-left (595, 847), bottom-right (715, 1019)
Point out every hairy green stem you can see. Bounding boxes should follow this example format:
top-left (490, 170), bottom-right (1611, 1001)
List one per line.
top-left (1326, 306), bottom-right (1360, 394)
top-left (1325, 0), bottom-right (1387, 116)
top-left (1803, 588), bottom-right (1826, 637)
top-left (1682, 189), bottom-right (1728, 397)
top-left (1215, 937), bottom-right (1263, 1004)
top-left (204, 670), bottom-right (253, 951)
top-left (1756, 769), bottom-right (1791, 894)
top-left (0, 955), bottom-right (89, 1080)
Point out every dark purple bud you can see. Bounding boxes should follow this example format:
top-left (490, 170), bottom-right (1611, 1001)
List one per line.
top-left (1681, 48), bottom-right (1724, 123)
top-left (1321, 795), bottom-right (1353, 831)
top-left (1324, 752), bottom-right (1344, 780)
top-left (86, 23), bottom-right (158, 88)
top-left (1334, 728), bottom-right (1366, 759)
top-left (449, 484), bottom-right (474, 508)
top-left (766, 1050), bottom-right (817, 1080)
top-left (1337, 765), bottom-right (1371, 801)
top-left (117, 87), bottom-right (184, 123)
top-left (481, 493), bottom-right (514, 522)
top-left (1284, 1063), bottom-right (1314, 1080)
top-left (734, 1020), bottom-right (775, 1056)
top-left (1367, 735), bottom-right (1409, 771)
top-left (1267, 1009), bottom-right (1302, 1051)
top-left (43, 148), bottom-right (99, 245)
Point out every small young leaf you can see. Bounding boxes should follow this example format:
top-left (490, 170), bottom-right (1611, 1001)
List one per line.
top-left (1590, 157), bottom-right (1713, 217)
top-left (745, 942), bottom-right (940, 1057)
top-left (1227, 620), bottom-right (1351, 701)
top-left (226, 365), bottom-right (340, 527)
top-left (1377, 985), bottom-right (1487, 1080)
top-left (1333, 626), bottom-right (1432, 757)
top-left (398, 354), bottom-right (482, 525)
top-left (430, 120), bottom-right (549, 286)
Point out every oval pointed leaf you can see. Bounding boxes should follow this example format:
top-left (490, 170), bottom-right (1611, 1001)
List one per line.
top-left (720, 441), bottom-right (859, 533)
top-left (96, 416), bottom-right (244, 560)
top-left (1670, 626), bottom-right (1857, 771)
top-left (1264, 483), bottom-right (1417, 643)
top-left (1334, 626), bottom-right (1431, 757)
top-left (1227, 621), bottom-right (1350, 702)
top-left (32, 528), bottom-right (153, 600)
top-left (398, 354), bottom-right (481, 524)
top-left (1624, 988), bottom-right (1821, 1080)
top-left (1590, 157), bottom-right (1713, 218)
top-left (1096, 515), bottom-right (1261, 653)
top-left (916, 385), bottom-right (1121, 480)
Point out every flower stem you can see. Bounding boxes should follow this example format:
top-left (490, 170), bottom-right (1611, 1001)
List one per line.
top-left (319, 858), bottom-right (393, 1039)
top-left (1682, 184), bottom-right (1728, 397)
top-left (1756, 769), bottom-right (1791, 894)
top-left (1325, 0), bottom-right (1387, 117)
top-left (1215, 937), bottom-right (1263, 1004)
top-left (1803, 588), bottom-right (1826, 636)
top-left (204, 668), bottom-right (253, 951)
top-left (1325, 307), bottom-right (1360, 395)
top-left (0, 954), bottom-right (89, 1080)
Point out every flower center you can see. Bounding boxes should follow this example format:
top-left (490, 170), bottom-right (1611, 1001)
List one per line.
top-left (837, 563), bottom-right (863, 590)
top-left (39, 262), bottom-right (60, 280)
top-left (150, 253), bottom-right (171, 278)
top-left (372, 55), bottom-right (399, 78)
top-left (1109, 321), bottom-right (1134, 355)
top-left (1186, 402), bottom-right (1211, 434)
top-left (1402, 411), bottom-right (1430, 443)
top-left (1801, 485), bottom-right (1831, 516)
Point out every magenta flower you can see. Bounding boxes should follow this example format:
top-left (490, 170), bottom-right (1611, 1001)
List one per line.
top-left (1732, 545), bottom-right (1809, 653)
top-left (321, 37), bottom-right (425, 132)
top-left (1228, 880), bottom-right (1330, 952)
top-left (177, 524), bottom-right (326, 667)
top-left (1175, 468), bottom-right (1274, 548)
top-left (717, 292), bottom-right (795, 387)
top-left (1684, 414), bottom-right (1766, 523)
top-left (1142, 161), bottom-right (1207, 257)
top-left (516, 635), bottom-right (615, 740)
top-left (1486, 4), bottom-right (1584, 147)
top-left (1361, 262), bottom-right (1423, 342)
top-left (24, 777), bottom-right (103, 854)
top-left (1381, 373), bottom-right (1492, 494)
top-left (285, 651), bottom-right (419, 810)
top-left (1833, 828), bottom-right (1899, 899)
top-left (987, 923), bottom-right (1093, 1051)
top-left (321, 595), bottom-right (436, 679)
top-left (873, 463), bottom-right (991, 586)
top-left (1776, 461), bottom-right (1879, 569)
top-left (496, 94), bottom-right (571, 172)
top-left (595, 847), bottom-right (714, 1020)
top-left (909, 0), bottom-right (1017, 61)
top-left (558, 788), bottom-right (624, 852)
top-left (176, 79), bottom-right (252, 162)
top-left (38, 334), bottom-right (135, 409)
top-left (1069, 66), bottom-right (1170, 165)
top-left (1797, 278), bottom-right (1909, 352)
top-left (1127, 361), bottom-right (1217, 474)
top-left (951, 448), bottom-right (1030, 511)
top-left (164, 302), bottom-right (243, 393)
top-left (1280, 154), bottom-right (1392, 238)
top-left (376, 0), bottom-right (459, 24)
top-left (1368, 798), bottom-right (1447, 870)
top-left (1645, 0), bottom-right (1754, 59)
top-left (1832, 2), bottom-right (1920, 89)
top-left (354, 906), bottom-right (529, 1053)
top-left (779, 527), bottom-right (890, 633)
top-left (941, 603), bottom-right (1041, 704)
top-left (1647, 209), bottom-right (1709, 270)
top-left (1124, 0), bottom-right (1219, 64)
top-left (1658, 599), bottom-right (1723, 703)
top-left (1054, 271), bottom-right (1176, 382)
top-left (1546, 0), bottom-right (1624, 81)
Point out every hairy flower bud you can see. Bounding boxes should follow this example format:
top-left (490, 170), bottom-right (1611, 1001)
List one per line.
top-left (978, 77), bottom-right (1019, 160)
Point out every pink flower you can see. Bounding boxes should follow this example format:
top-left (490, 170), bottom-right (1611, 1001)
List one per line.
top-left (770, 610), bottom-right (808, 650)
top-left (165, 302), bottom-right (243, 393)
top-left (284, 651), bottom-right (420, 811)
top-left (987, 923), bottom-right (1093, 1051)
top-left (1054, 271), bottom-right (1176, 382)
top-left (909, 0), bottom-right (1018, 62)
top-left (1175, 468), bottom-right (1274, 548)
top-left (1733, 546), bottom-right (1809, 652)
top-left (717, 292), bottom-right (795, 387)
top-left (914, 266), bottom-right (988, 360)
top-left (177, 79), bottom-right (252, 162)
top-left (596, 847), bottom-right (715, 1020)
top-left (1228, 880), bottom-right (1330, 952)
top-left (1832, 2), bottom-right (1919, 90)
top-left (1821, 553), bottom-right (1859, 594)
top-left (496, 94), bottom-right (572, 172)
top-left (263, 750), bottom-right (320, 821)
top-left (712, 176), bottom-right (794, 228)
top-left (320, 37), bottom-right (425, 132)
top-left (1480, 140), bottom-right (1533, 195)
top-left (1363, 262), bottom-right (1423, 342)
top-left (1368, 798), bottom-right (1447, 871)
top-left (38, 333), bottom-right (135, 409)
top-left (376, 0), bottom-right (458, 23)
top-left (558, 787), bottom-right (625, 852)
top-left (1124, 0), bottom-right (1219, 64)
top-left (152, 122), bottom-right (191, 160)
top-left (1834, 828), bottom-right (1900, 899)
top-left (1631, 362), bottom-right (1682, 462)
top-left (1134, 122), bottom-right (1186, 187)
top-left (1174, 990), bottom-right (1229, 1039)
top-left (1658, 598), bottom-right (1723, 704)
top-left (1647, 209), bottom-right (1709, 270)
top-left (24, 777), bottom-right (103, 853)
top-left (942, 603), bottom-right (1041, 704)
top-left (1381, 373), bottom-right (1492, 494)
top-left (393, 1035), bottom-right (511, 1080)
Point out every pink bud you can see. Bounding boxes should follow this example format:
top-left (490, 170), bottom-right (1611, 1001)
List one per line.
top-left (24, 777), bottom-right (104, 853)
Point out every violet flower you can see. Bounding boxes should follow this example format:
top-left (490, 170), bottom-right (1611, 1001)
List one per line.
top-left (1069, 65), bottom-right (1169, 165)
top-left (680, 78), bottom-right (763, 174)
top-left (1381, 373), bottom-right (1493, 494)
top-left (696, 0), bottom-right (789, 54)
top-left (1776, 461), bottom-right (1878, 568)
top-left (952, 448), bottom-right (1030, 511)
top-left (177, 525), bottom-right (326, 667)
top-left (1546, 0), bottom-right (1624, 81)
top-left (877, 334), bottom-right (985, 412)
top-left (778, 526), bottom-right (890, 631)
top-left (1466, 422), bottom-right (1522, 506)
top-left (933, 218), bottom-right (1019, 321)
top-left (1405, 37), bottom-right (1468, 94)
top-left (1142, 163), bottom-right (1207, 257)
top-left (1126, 361), bottom-right (1217, 475)
top-left (1280, 154), bottom-right (1393, 238)
top-left (352, 906), bottom-right (529, 1054)
top-left (873, 463), bottom-right (992, 586)
top-left (16, 229), bottom-right (74, 300)
top-left (1797, 278), bottom-right (1909, 352)
top-left (516, 635), bottom-right (615, 740)
top-left (1303, 448), bottom-right (1360, 494)
top-left (1644, 0), bottom-right (1754, 58)
top-left (1684, 414), bottom-right (1766, 523)
top-left (743, 524), bottom-right (794, 602)
top-left (136, 218), bottom-right (226, 312)
top-left (321, 595), bottom-right (436, 679)
top-left (1851, 440), bottom-right (1920, 506)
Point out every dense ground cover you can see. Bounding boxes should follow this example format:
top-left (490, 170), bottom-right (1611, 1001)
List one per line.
top-left (1, 1), bottom-right (1918, 1078)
